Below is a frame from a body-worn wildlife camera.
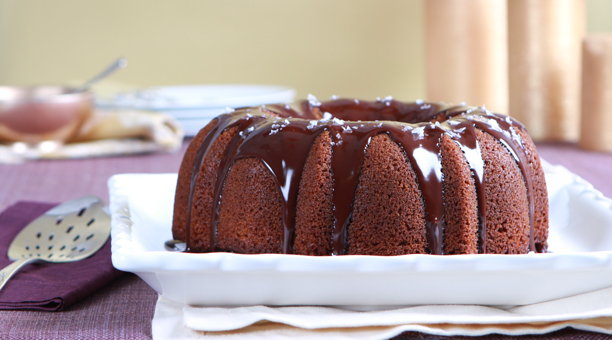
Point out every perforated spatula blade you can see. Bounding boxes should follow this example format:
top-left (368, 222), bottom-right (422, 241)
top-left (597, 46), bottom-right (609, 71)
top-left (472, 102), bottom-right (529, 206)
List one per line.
top-left (0, 195), bottom-right (110, 291)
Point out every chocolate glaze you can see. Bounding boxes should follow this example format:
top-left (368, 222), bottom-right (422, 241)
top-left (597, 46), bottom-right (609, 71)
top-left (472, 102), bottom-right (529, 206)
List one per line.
top-left (184, 97), bottom-right (537, 255)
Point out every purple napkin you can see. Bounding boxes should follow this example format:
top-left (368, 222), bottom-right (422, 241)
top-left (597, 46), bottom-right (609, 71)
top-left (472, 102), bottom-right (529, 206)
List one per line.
top-left (0, 201), bottom-right (123, 311)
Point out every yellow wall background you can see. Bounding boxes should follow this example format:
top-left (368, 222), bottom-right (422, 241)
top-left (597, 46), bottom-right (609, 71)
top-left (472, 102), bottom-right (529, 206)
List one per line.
top-left (0, 0), bottom-right (610, 101)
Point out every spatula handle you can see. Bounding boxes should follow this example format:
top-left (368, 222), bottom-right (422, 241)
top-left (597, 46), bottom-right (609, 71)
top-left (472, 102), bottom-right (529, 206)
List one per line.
top-left (0, 258), bottom-right (39, 291)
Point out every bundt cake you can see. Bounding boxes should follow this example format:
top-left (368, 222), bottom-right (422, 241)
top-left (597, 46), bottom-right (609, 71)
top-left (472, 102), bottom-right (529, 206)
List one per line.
top-left (172, 96), bottom-right (549, 256)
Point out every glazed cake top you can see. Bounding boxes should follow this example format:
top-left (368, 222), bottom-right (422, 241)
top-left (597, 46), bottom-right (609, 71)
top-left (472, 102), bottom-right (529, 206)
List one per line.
top-left (187, 95), bottom-right (536, 255)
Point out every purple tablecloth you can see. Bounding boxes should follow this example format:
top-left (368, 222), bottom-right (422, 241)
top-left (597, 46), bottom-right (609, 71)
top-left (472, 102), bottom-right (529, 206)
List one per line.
top-left (0, 140), bottom-right (611, 339)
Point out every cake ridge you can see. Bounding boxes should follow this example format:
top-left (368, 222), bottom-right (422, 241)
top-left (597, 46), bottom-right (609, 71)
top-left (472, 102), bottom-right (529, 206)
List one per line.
top-left (179, 98), bottom-right (545, 255)
top-left (186, 113), bottom-right (266, 251)
top-left (440, 108), bottom-right (535, 253)
top-left (466, 115), bottom-right (536, 252)
top-left (448, 127), bottom-right (487, 253)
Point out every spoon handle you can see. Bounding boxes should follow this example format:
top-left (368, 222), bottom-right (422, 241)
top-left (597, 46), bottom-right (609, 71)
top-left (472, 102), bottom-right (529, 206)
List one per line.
top-left (71, 57), bottom-right (128, 93)
top-left (0, 258), bottom-right (40, 291)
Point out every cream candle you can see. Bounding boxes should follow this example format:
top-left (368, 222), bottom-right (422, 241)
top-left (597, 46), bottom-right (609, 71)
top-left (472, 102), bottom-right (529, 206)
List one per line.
top-left (425, 0), bottom-right (508, 114)
top-left (580, 34), bottom-right (612, 152)
top-left (508, 0), bottom-right (585, 142)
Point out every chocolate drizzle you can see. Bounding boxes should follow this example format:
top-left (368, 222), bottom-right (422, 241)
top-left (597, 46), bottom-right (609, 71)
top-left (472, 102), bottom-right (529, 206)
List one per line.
top-left (467, 113), bottom-right (536, 252)
top-left (446, 121), bottom-right (488, 253)
top-left (184, 97), bottom-right (537, 255)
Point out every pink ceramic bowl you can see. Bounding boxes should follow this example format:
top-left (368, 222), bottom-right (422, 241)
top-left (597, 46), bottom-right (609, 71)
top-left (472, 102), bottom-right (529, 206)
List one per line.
top-left (0, 86), bottom-right (93, 144)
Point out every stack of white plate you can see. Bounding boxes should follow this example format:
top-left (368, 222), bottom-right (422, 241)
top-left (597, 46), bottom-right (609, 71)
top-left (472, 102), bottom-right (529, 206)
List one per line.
top-left (96, 84), bottom-right (296, 137)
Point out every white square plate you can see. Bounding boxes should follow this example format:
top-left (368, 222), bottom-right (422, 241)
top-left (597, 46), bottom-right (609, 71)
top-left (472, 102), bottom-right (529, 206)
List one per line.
top-left (108, 161), bottom-right (612, 307)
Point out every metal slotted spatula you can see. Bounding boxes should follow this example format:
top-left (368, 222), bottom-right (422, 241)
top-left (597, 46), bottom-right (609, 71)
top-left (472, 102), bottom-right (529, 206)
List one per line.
top-left (0, 195), bottom-right (110, 291)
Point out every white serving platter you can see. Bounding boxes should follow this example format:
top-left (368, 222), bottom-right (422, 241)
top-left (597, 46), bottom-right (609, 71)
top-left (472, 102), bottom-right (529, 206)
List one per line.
top-left (96, 84), bottom-right (296, 137)
top-left (108, 161), bottom-right (612, 308)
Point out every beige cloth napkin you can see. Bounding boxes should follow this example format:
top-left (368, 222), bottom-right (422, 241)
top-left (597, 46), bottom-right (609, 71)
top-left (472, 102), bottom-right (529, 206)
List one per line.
top-left (0, 109), bottom-right (183, 164)
top-left (151, 286), bottom-right (612, 339)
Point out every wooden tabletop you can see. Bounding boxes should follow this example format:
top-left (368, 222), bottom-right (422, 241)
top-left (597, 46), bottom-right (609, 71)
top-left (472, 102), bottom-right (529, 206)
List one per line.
top-left (0, 140), bottom-right (611, 340)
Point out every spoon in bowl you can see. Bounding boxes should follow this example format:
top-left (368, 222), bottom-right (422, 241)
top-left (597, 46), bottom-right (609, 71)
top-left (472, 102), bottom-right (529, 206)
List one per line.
top-left (70, 57), bottom-right (128, 94)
